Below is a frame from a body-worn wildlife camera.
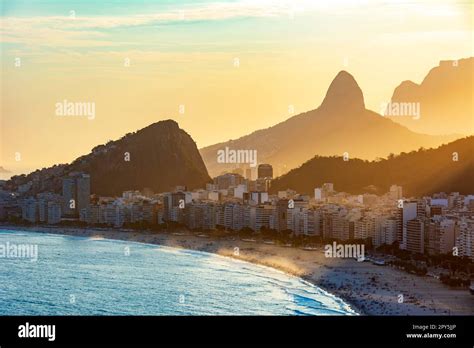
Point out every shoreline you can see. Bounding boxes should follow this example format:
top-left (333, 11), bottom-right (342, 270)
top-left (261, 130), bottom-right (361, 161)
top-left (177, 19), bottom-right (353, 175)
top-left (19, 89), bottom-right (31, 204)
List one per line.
top-left (1, 224), bottom-right (473, 315)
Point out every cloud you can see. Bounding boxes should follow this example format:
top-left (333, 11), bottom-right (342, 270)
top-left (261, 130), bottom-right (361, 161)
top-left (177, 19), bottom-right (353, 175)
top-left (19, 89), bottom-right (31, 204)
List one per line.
top-left (0, 0), bottom-right (302, 48)
top-left (0, 0), bottom-right (467, 49)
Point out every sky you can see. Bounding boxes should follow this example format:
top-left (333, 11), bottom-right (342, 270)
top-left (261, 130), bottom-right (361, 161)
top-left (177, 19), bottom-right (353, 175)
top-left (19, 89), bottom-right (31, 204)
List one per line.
top-left (1, 0), bottom-right (473, 176)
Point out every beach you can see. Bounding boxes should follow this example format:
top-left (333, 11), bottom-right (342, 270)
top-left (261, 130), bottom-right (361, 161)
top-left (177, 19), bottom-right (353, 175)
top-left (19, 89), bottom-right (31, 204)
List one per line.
top-left (1, 224), bottom-right (473, 315)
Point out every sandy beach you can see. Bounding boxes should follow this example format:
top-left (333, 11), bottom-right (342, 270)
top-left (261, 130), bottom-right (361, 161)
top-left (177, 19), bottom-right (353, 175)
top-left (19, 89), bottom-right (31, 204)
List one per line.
top-left (1, 224), bottom-right (473, 315)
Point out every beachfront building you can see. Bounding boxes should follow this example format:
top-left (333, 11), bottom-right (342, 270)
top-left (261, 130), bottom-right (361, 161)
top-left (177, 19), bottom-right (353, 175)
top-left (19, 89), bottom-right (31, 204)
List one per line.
top-left (427, 218), bottom-right (455, 255)
top-left (397, 201), bottom-right (417, 249)
top-left (163, 192), bottom-right (186, 223)
top-left (455, 219), bottom-right (474, 261)
top-left (286, 207), bottom-right (321, 236)
top-left (269, 199), bottom-right (289, 232)
top-left (21, 197), bottom-right (39, 223)
top-left (374, 217), bottom-right (398, 247)
top-left (62, 173), bottom-right (90, 218)
top-left (245, 204), bottom-right (274, 232)
top-left (185, 202), bottom-right (216, 231)
top-left (47, 201), bottom-right (62, 224)
top-left (406, 219), bottom-right (425, 254)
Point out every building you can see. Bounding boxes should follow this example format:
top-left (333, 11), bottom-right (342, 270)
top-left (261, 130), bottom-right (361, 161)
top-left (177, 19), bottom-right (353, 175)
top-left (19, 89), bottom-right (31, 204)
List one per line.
top-left (373, 217), bottom-right (397, 247)
top-left (286, 207), bottom-right (321, 236)
top-left (185, 202), bottom-right (216, 230)
top-left (244, 191), bottom-right (269, 205)
top-left (214, 173), bottom-right (245, 190)
top-left (397, 201), bottom-right (417, 249)
top-left (427, 218), bottom-right (455, 255)
top-left (248, 204), bottom-right (274, 231)
top-left (76, 174), bottom-right (91, 214)
top-left (322, 183), bottom-right (334, 194)
top-left (163, 192), bottom-right (186, 223)
top-left (314, 188), bottom-right (323, 201)
top-left (270, 199), bottom-right (289, 232)
top-left (62, 177), bottom-right (76, 217)
top-left (257, 164), bottom-right (273, 179)
top-left (21, 198), bottom-right (39, 223)
top-left (406, 219), bottom-right (425, 254)
top-left (389, 185), bottom-right (403, 200)
top-left (62, 173), bottom-right (90, 218)
top-left (455, 219), bottom-right (474, 261)
top-left (47, 201), bottom-right (62, 224)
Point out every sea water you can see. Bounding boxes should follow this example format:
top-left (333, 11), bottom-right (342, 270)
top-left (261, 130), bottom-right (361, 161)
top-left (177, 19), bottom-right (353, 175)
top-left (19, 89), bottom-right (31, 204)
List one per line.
top-left (0, 229), bottom-right (356, 316)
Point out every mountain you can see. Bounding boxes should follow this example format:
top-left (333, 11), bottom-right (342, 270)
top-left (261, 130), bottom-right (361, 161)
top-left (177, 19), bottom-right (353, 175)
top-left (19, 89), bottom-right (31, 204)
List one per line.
top-left (270, 137), bottom-right (474, 197)
top-left (386, 57), bottom-right (473, 135)
top-left (6, 120), bottom-right (211, 196)
top-left (200, 71), bottom-right (459, 177)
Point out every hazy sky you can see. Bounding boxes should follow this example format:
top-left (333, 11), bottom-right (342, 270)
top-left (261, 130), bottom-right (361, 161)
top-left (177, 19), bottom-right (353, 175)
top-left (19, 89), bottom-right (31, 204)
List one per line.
top-left (1, 0), bottom-right (473, 175)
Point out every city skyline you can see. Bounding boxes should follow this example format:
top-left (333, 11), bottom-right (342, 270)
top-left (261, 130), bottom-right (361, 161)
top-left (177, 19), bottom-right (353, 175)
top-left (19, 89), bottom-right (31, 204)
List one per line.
top-left (1, 1), bottom-right (474, 342)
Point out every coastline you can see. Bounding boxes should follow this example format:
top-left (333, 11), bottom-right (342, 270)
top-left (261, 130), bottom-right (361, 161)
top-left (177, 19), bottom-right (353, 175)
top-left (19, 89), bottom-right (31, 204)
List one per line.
top-left (1, 224), bottom-right (473, 315)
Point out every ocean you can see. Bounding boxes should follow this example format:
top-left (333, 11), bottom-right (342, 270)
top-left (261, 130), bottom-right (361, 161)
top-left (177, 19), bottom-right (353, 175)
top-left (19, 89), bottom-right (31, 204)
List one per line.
top-left (0, 229), bottom-right (356, 316)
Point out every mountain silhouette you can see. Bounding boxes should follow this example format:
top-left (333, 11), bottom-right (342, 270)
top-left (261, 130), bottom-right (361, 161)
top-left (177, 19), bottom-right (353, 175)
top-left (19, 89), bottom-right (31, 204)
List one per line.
top-left (320, 70), bottom-right (365, 112)
top-left (386, 57), bottom-right (473, 136)
top-left (6, 120), bottom-right (211, 196)
top-left (270, 136), bottom-right (474, 197)
top-left (200, 70), bottom-right (459, 177)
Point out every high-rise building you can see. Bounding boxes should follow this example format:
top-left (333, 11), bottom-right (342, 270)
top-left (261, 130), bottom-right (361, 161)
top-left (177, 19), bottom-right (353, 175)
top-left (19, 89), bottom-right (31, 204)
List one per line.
top-left (322, 183), bottom-right (334, 193)
top-left (374, 217), bottom-right (397, 247)
top-left (455, 219), bottom-right (474, 261)
top-left (244, 191), bottom-right (269, 205)
top-left (272, 199), bottom-right (289, 232)
top-left (76, 174), bottom-right (91, 214)
top-left (21, 198), bottom-right (39, 223)
top-left (397, 201), bottom-right (417, 249)
top-left (47, 201), bottom-right (62, 224)
top-left (214, 173), bottom-right (245, 190)
top-left (406, 219), bottom-right (425, 254)
top-left (430, 205), bottom-right (444, 217)
top-left (62, 173), bottom-right (90, 217)
top-left (427, 218), bottom-right (455, 255)
top-left (248, 204), bottom-right (274, 231)
top-left (314, 188), bottom-right (323, 201)
top-left (389, 185), bottom-right (403, 200)
top-left (257, 164), bottom-right (273, 179)
top-left (62, 177), bottom-right (76, 217)
top-left (163, 192), bottom-right (186, 222)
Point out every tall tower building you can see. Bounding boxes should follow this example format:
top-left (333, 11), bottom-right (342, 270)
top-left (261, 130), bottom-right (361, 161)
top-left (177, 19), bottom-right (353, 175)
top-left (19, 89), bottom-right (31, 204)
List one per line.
top-left (62, 173), bottom-right (91, 218)
top-left (62, 177), bottom-right (77, 217)
top-left (396, 201), bottom-right (417, 249)
top-left (389, 185), bottom-right (403, 200)
top-left (406, 219), bottom-right (425, 254)
top-left (76, 174), bottom-right (91, 214)
top-left (257, 164), bottom-right (273, 179)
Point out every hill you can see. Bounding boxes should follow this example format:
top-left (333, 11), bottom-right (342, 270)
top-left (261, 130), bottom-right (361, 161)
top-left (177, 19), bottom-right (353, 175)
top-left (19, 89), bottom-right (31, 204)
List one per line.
top-left (269, 137), bottom-right (474, 197)
top-left (6, 120), bottom-right (211, 196)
